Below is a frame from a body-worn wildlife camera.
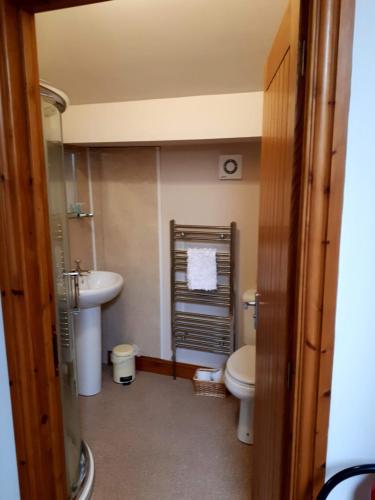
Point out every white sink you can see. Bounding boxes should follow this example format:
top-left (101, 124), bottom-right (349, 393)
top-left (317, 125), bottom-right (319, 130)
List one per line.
top-left (79, 271), bottom-right (124, 308)
top-left (75, 270), bottom-right (124, 396)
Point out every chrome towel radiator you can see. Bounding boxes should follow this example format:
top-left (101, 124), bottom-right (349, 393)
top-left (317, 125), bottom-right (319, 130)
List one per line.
top-left (170, 221), bottom-right (236, 378)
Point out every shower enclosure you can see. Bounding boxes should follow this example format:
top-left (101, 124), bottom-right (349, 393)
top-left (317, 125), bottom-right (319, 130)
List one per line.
top-left (40, 84), bottom-right (93, 499)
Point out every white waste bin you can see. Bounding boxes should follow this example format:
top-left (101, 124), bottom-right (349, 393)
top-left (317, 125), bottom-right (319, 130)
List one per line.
top-left (111, 344), bottom-right (136, 385)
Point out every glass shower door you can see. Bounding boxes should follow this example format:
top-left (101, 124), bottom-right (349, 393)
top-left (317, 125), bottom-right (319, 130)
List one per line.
top-left (41, 96), bottom-right (82, 497)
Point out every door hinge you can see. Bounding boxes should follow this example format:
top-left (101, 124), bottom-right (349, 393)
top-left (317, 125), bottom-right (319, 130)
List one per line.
top-left (287, 361), bottom-right (292, 391)
top-left (299, 39), bottom-right (306, 77)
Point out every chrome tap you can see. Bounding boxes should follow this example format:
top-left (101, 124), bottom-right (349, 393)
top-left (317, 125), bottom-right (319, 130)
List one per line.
top-left (75, 259), bottom-right (90, 276)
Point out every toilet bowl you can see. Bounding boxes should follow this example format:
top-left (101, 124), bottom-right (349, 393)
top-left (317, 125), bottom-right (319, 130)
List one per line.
top-left (224, 344), bottom-right (256, 444)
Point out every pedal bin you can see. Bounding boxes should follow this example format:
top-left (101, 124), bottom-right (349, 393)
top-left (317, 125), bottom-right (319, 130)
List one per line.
top-left (111, 344), bottom-right (136, 385)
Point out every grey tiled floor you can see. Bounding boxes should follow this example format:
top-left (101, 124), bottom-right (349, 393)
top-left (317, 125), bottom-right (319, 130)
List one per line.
top-left (80, 367), bottom-right (252, 500)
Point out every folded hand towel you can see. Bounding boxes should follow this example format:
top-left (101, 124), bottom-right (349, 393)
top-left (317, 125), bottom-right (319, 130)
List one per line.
top-left (187, 248), bottom-right (217, 291)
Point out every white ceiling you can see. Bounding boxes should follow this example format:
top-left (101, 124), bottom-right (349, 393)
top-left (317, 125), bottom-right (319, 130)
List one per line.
top-left (36, 0), bottom-right (287, 105)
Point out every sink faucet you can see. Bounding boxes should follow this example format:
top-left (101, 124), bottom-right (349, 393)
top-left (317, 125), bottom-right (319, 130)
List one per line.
top-left (75, 259), bottom-right (90, 276)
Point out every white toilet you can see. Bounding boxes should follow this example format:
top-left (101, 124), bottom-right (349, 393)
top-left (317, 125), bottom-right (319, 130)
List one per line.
top-left (224, 288), bottom-right (257, 444)
top-left (224, 344), bottom-right (256, 444)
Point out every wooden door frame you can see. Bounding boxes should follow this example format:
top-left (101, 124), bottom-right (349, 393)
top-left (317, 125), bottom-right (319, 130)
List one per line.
top-left (289, 1), bottom-right (355, 497)
top-left (0, 0), bottom-right (355, 499)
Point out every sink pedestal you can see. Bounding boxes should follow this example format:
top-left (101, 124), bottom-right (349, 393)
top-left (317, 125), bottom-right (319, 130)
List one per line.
top-left (75, 306), bottom-right (102, 396)
top-left (73, 270), bottom-right (123, 396)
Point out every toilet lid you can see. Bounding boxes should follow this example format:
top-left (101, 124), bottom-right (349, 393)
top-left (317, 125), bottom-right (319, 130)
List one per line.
top-left (227, 345), bottom-right (255, 385)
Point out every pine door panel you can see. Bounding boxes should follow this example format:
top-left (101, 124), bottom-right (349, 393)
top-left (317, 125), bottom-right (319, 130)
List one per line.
top-left (253, 2), bottom-right (302, 498)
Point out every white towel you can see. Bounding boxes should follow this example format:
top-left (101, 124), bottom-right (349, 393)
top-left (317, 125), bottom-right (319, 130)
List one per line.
top-left (187, 248), bottom-right (217, 290)
top-left (195, 368), bottom-right (223, 382)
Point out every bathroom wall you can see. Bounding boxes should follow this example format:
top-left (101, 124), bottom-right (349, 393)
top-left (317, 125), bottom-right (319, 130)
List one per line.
top-left (0, 299), bottom-right (20, 500)
top-left (159, 143), bottom-right (260, 365)
top-left (89, 148), bottom-right (161, 360)
top-left (63, 92), bottom-right (263, 145)
top-left (67, 142), bottom-right (260, 365)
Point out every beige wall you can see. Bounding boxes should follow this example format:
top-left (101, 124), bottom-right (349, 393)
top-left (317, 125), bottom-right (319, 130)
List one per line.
top-left (89, 148), bottom-right (161, 359)
top-left (63, 92), bottom-right (263, 145)
top-left (67, 142), bottom-right (260, 365)
top-left (159, 143), bottom-right (260, 364)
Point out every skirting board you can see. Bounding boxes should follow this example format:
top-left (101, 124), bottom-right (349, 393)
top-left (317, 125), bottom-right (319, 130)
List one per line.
top-left (136, 355), bottom-right (204, 379)
top-left (107, 352), bottom-right (206, 379)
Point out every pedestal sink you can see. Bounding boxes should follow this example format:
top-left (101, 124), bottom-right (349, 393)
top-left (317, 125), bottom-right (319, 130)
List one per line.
top-left (75, 271), bottom-right (124, 396)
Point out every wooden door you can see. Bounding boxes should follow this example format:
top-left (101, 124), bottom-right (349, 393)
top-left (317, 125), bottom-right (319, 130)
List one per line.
top-left (253, 2), bottom-right (303, 499)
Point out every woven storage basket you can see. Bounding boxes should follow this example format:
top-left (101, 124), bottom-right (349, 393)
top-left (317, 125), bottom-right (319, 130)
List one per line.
top-left (193, 368), bottom-right (226, 398)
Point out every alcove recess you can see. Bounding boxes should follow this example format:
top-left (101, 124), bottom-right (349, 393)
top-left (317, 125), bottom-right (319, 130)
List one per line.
top-left (64, 146), bottom-right (94, 270)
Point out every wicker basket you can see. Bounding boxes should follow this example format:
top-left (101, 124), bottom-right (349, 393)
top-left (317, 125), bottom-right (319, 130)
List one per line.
top-left (193, 368), bottom-right (227, 398)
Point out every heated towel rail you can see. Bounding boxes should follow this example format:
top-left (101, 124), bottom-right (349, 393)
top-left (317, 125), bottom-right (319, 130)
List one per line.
top-left (170, 221), bottom-right (236, 378)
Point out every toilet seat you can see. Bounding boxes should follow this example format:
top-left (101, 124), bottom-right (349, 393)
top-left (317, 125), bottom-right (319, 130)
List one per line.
top-left (226, 345), bottom-right (255, 386)
top-left (225, 369), bottom-right (255, 392)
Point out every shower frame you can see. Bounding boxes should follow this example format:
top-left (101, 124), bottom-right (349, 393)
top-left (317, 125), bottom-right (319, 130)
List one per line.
top-left (0, 1), bottom-right (355, 499)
